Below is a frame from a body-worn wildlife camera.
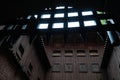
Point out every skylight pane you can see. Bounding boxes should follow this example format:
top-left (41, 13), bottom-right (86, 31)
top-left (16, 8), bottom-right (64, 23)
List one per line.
top-left (68, 6), bottom-right (73, 9)
top-left (96, 11), bottom-right (106, 14)
top-left (100, 19), bottom-right (107, 25)
top-left (107, 19), bottom-right (115, 24)
top-left (68, 21), bottom-right (80, 28)
top-left (68, 12), bottom-right (78, 17)
top-left (56, 6), bottom-right (65, 9)
top-left (54, 13), bottom-right (64, 18)
top-left (52, 23), bottom-right (64, 29)
top-left (34, 15), bottom-right (38, 19)
top-left (27, 15), bottom-right (31, 19)
top-left (82, 11), bottom-right (93, 16)
top-left (37, 23), bottom-right (49, 29)
top-left (84, 20), bottom-right (97, 27)
top-left (41, 14), bottom-right (51, 19)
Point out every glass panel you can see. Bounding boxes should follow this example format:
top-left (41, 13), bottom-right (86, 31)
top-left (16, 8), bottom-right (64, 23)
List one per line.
top-left (37, 23), bottom-right (49, 29)
top-left (27, 15), bottom-right (32, 19)
top-left (100, 19), bottom-right (115, 25)
top-left (79, 63), bottom-right (88, 72)
top-left (96, 11), bottom-right (106, 14)
top-left (52, 23), bottom-right (64, 29)
top-left (56, 6), bottom-right (65, 9)
top-left (68, 6), bottom-right (73, 9)
top-left (68, 21), bottom-right (80, 28)
top-left (54, 13), bottom-right (64, 18)
top-left (65, 63), bottom-right (73, 72)
top-left (52, 63), bottom-right (61, 72)
top-left (41, 14), bottom-right (51, 19)
top-left (91, 63), bottom-right (100, 72)
top-left (82, 11), bottom-right (93, 16)
top-left (34, 15), bottom-right (38, 19)
top-left (68, 12), bottom-right (78, 17)
top-left (84, 20), bottom-right (97, 26)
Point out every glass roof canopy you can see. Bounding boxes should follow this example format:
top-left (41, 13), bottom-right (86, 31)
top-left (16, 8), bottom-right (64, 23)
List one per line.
top-left (27, 5), bottom-right (116, 30)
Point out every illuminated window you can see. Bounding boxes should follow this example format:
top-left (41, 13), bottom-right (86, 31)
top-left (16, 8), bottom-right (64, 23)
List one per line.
top-left (96, 11), bottom-right (106, 14)
top-left (68, 6), bottom-right (73, 9)
top-left (54, 13), bottom-right (64, 18)
top-left (100, 19), bottom-right (115, 25)
top-left (37, 23), bottom-right (49, 29)
top-left (27, 15), bottom-right (32, 19)
top-left (84, 20), bottom-right (97, 26)
top-left (56, 6), bottom-right (65, 9)
top-left (68, 21), bottom-right (80, 28)
top-left (34, 15), bottom-right (38, 19)
top-left (82, 11), bottom-right (93, 16)
top-left (41, 14), bottom-right (51, 19)
top-left (52, 23), bottom-right (64, 29)
top-left (68, 12), bottom-right (78, 17)
top-left (22, 25), bottom-right (27, 30)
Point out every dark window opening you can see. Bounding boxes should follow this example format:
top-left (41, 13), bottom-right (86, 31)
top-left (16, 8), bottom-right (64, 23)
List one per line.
top-left (19, 44), bottom-right (24, 56)
top-left (29, 63), bottom-right (33, 72)
top-left (89, 50), bottom-right (98, 53)
top-left (77, 50), bottom-right (85, 53)
top-left (65, 50), bottom-right (73, 53)
top-left (53, 50), bottom-right (61, 53)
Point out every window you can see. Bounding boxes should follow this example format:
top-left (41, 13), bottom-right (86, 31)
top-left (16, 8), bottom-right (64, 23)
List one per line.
top-left (96, 11), bottom-right (106, 14)
top-left (52, 63), bottom-right (61, 72)
top-left (89, 50), bottom-right (98, 56)
top-left (52, 23), bottom-right (64, 29)
top-left (77, 50), bottom-right (86, 57)
top-left (52, 50), bottom-right (61, 57)
top-left (29, 63), bottom-right (33, 72)
top-left (27, 15), bottom-right (32, 19)
top-left (56, 6), bottom-right (65, 9)
top-left (7, 25), bottom-right (14, 30)
top-left (54, 13), bottom-right (64, 18)
top-left (64, 50), bottom-right (73, 57)
top-left (82, 11), bottom-right (93, 16)
top-left (84, 20), bottom-right (97, 27)
top-left (37, 23), bottom-right (49, 29)
top-left (91, 63), bottom-right (100, 72)
top-left (41, 14), bottom-right (51, 19)
top-left (34, 15), bottom-right (38, 19)
top-left (19, 44), bottom-right (24, 56)
top-left (22, 25), bottom-right (27, 30)
top-left (100, 19), bottom-right (115, 25)
top-left (68, 21), bottom-right (80, 28)
top-left (78, 63), bottom-right (88, 72)
top-left (64, 63), bottom-right (73, 72)
top-left (68, 12), bottom-right (78, 17)
top-left (68, 6), bottom-right (73, 9)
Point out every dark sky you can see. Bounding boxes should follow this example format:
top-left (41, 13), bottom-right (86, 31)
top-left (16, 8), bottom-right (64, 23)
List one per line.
top-left (0, 0), bottom-right (119, 23)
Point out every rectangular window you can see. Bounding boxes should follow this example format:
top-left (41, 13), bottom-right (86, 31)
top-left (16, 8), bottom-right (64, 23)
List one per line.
top-left (54, 13), bottom-right (64, 18)
top-left (68, 21), bottom-right (80, 28)
top-left (19, 44), bottom-right (24, 56)
top-left (7, 25), bottom-right (14, 30)
top-left (89, 50), bottom-right (99, 56)
top-left (78, 63), bottom-right (88, 72)
top-left (29, 63), bottom-right (33, 72)
top-left (91, 63), bottom-right (100, 72)
top-left (52, 50), bottom-right (61, 57)
top-left (52, 23), bottom-right (64, 29)
top-left (68, 12), bottom-right (78, 17)
top-left (77, 50), bottom-right (86, 57)
top-left (52, 63), bottom-right (61, 72)
top-left (64, 63), bottom-right (73, 72)
top-left (37, 23), bottom-right (49, 29)
top-left (41, 14), bottom-right (51, 19)
top-left (84, 20), bottom-right (97, 27)
top-left (64, 50), bottom-right (73, 57)
top-left (56, 6), bottom-right (65, 9)
top-left (22, 24), bottom-right (27, 30)
top-left (82, 11), bottom-right (93, 16)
